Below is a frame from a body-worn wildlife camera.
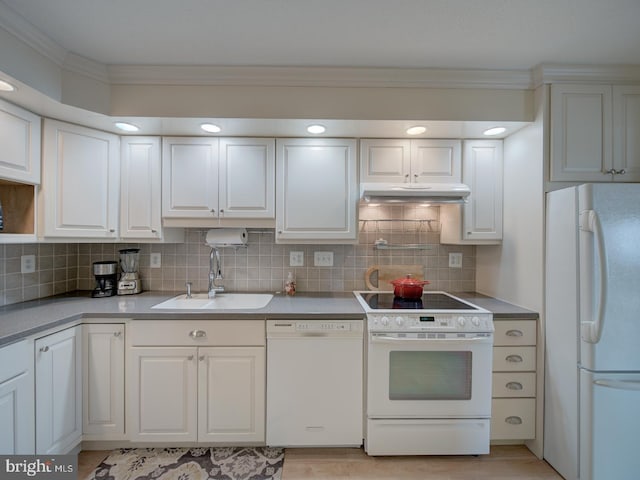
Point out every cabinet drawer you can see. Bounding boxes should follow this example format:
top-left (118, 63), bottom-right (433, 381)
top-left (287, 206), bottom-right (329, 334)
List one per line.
top-left (492, 346), bottom-right (536, 371)
top-left (0, 340), bottom-right (31, 383)
top-left (128, 320), bottom-right (265, 347)
top-left (491, 398), bottom-right (535, 440)
top-left (493, 320), bottom-right (536, 346)
top-left (492, 372), bottom-right (536, 398)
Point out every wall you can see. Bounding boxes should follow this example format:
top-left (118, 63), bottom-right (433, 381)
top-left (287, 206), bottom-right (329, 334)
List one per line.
top-left (0, 205), bottom-right (476, 307)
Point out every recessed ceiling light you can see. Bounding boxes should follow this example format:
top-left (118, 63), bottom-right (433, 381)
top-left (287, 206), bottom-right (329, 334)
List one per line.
top-left (307, 124), bottom-right (326, 134)
top-left (0, 80), bottom-right (16, 92)
top-left (406, 126), bottom-right (427, 135)
top-left (483, 127), bottom-right (507, 136)
top-left (200, 123), bottom-right (221, 133)
top-left (114, 122), bottom-right (140, 132)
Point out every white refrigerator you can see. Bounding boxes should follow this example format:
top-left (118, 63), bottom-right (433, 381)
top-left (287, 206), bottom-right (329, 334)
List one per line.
top-left (545, 183), bottom-right (640, 480)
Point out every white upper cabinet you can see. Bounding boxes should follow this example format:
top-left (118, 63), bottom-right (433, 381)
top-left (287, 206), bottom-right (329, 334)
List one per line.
top-left (162, 137), bottom-right (276, 224)
top-left (276, 138), bottom-right (358, 243)
top-left (120, 137), bottom-right (162, 239)
top-left (613, 85), bottom-right (640, 181)
top-left (40, 120), bottom-right (120, 238)
top-left (550, 83), bottom-right (640, 182)
top-left (360, 139), bottom-right (462, 184)
top-left (0, 98), bottom-right (41, 184)
top-left (162, 137), bottom-right (219, 219)
top-left (218, 138), bottom-right (275, 219)
top-left (441, 140), bottom-right (503, 244)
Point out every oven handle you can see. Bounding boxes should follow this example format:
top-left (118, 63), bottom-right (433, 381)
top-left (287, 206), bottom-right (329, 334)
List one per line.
top-left (370, 335), bottom-right (493, 345)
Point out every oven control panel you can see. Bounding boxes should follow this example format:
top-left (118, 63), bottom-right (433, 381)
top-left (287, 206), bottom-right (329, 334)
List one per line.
top-left (367, 313), bottom-right (493, 333)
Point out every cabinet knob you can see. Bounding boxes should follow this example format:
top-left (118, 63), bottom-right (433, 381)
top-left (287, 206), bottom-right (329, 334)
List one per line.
top-left (505, 416), bottom-right (523, 425)
top-left (151, 229), bottom-right (158, 233)
top-left (189, 330), bottom-right (206, 338)
top-left (220, 209), bottom-right (224, 214)
top-left (113, 331), bottom-right (122, 338)
top-left (505, 329), bottom-right (523, 337)
top-left (506, 354), bottom-right (523, 363)
top-left (109, 229), bottom-right (115, 233)
top-left (188, 355), bottom-right (194, 361)
top-left (39, 346), bottom-right (50, 353)
top-left (210, 209), bottom-right (216, 214)
top-left (199, 355), bottom-right (205, 361)
top-left (616, 169), bottom-right (626, 175)
top-left (506, 381), bottom-right (523, 390)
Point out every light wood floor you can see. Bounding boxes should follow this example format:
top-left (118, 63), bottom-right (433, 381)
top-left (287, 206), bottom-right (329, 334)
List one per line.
top-left (79, 445), bottom-right (562, 479)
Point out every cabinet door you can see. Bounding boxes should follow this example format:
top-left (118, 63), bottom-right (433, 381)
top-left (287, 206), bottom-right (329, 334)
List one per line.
top-left (550, 84), bottom-right (613, 181)
top-left (613, 85), bottom-right (640, 182)
top-left (219, 138), bottom-right (275, 218)
top-left (35, 325), bottom-right (82, 454)
top-left (0, 340), bottom-right (34, 454)
top-left (82, 324), bottom-right (125, 439)
top-left (461, 140), bottom-right (503, 241)
top-left (198, 347), bottom-right (265, 443)
top-left (162, 137), bottom-right (219, 218)
top-left (120, 137), bottom-right (162, 238)
top-left (411, 139), bottom-right (462, 183)
top-left (128, 347), bottom-right (198, 442)
top-left (41, 120), bottom-right (120, 238)
top-left (276, 138), bottom-right (358, 243)
top-left (360, 139), bottom-right (410, 183)
top-left (0, 98), bottom-right (41, 184)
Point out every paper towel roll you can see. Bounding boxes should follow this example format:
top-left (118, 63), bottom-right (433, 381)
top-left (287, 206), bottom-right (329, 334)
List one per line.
top-left (205, 228), bottom-right (248, 246)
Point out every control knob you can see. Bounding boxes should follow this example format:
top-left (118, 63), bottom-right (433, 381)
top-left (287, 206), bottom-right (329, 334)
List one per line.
top-left (472, 316), bottom-right (481, 326)
top-left (395, 316), bottom-right (405, 327)
top-left (457, 316), bottom-right (466, 327)
top-left (381, 316), bottom-right (390, 327)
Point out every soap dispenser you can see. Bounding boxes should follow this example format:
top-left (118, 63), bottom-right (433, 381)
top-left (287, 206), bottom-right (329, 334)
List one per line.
top-left (285, 271), bottom-right (296, 296)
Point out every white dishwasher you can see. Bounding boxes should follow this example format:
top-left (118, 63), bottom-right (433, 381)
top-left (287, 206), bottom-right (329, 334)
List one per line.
top-left (266, 319), bottom-right (364, 447)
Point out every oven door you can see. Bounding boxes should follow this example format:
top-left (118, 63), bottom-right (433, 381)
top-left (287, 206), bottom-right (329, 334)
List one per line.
top-left (367, 332), bottom-right (493, 418)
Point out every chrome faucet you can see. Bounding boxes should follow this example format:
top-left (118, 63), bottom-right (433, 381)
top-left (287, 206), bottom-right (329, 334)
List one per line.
top-left (208, 247), bottom-right (224, 298)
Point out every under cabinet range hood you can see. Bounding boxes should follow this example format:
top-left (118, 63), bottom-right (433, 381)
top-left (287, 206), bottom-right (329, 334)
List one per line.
top-left (360, 182), bottom-right (471, 204)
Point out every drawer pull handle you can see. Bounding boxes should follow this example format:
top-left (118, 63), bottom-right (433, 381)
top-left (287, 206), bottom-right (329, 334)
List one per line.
top-left (39, 346), bottom-right (50, 353)
top-left (506, 381), bottom-right (523, 390)
top-left (506, 354), bottom-right (523, 363)
top-left (189, 330), bottom-right (206, 338)
top-left (505, 416), bottom-right (523, 425)
top-left (506, 329), bottom-right (523, 337)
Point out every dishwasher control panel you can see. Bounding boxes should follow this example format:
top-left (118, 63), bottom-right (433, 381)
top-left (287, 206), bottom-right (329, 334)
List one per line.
top-left (267, 319), bottom-right (364, 336)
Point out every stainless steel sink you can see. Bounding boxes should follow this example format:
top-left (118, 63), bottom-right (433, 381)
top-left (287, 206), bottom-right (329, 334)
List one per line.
top-left (151, 293), bottom-right (273, 310)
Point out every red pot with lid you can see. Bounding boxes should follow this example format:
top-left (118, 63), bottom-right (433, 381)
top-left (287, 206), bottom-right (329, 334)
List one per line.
top-left (390, 274), bottom-right (430, 299)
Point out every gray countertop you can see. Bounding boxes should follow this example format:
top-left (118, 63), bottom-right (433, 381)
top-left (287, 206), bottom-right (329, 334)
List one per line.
top-left (0, 290), bottom-right (538, 347)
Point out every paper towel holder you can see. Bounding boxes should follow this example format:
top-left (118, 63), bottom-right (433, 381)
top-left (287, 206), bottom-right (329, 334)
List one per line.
top-left (204, 228), bottom-right (249, 248)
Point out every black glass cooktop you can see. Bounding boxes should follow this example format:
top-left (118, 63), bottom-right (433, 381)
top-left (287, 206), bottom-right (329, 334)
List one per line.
top-left (362, 292), bottom-right (477, 310)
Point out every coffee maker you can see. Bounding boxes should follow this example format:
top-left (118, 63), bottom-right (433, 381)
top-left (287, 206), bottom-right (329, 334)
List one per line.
top-left (92, 261), bottom-right (118, 298)
top-left (118, 248), bottom-right (142, 295)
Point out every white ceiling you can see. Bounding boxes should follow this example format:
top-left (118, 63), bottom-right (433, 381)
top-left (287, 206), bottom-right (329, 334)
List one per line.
top-left (1, 0), bottom-right (639, 137)
top-left (3, 0), bottom-right (640, 70)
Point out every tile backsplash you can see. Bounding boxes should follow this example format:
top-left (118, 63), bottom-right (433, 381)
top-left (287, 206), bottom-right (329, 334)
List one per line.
top-left (0, 205), bottom-right (475, 307)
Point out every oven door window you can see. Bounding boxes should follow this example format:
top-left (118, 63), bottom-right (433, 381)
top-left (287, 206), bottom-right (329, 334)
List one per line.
top-left (389, 351), bottom-right (472, 400)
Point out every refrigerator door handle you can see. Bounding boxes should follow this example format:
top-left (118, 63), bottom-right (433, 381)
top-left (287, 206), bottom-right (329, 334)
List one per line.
top-left (594, 379), bottom-right (640, 391)
top-left (579, 209), bottom-right (608, 343)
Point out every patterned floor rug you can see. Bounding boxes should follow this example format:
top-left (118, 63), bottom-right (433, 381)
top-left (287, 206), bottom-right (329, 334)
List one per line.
top-left (85, 447), bottom-right (284, 480)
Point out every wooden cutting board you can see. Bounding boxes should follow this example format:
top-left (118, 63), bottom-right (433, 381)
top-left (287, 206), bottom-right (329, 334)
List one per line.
top-left (364, 264), bottom-right (425, 291)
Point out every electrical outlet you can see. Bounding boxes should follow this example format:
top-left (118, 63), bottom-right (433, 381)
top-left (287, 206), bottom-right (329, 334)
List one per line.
top-left (314, 251), bottom-right (334, 267)
top-left (449, 252), bottom-right (463, 268)
top-left (289, 251), bottom-right (304, 266)
top-left (21, 254), bottom-right (36, 274)
top-left (150, 252), bottom-right (162, 268)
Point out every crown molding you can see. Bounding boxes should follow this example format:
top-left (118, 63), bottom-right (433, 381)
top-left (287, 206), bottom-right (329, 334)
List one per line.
top-left (533, 63), bottom-right (640, 87)
top-left (107, 65), bottom-right (534, 90)
top-left (0, 0), bottom-right (67, 66)
top-left (63, 52), bottom-right (109, 83)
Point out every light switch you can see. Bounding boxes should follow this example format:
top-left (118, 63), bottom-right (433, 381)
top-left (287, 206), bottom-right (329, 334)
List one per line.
top-left (289, 251), bottom-right (304, 266)
top-left (314, 251), bottom-right (334, 267)
top-left (449, 252), bottom-right (463, 268)
top-left (21, 254), bottom-right (36, 273)
top-left (150, 252), bottom-right (162, 268)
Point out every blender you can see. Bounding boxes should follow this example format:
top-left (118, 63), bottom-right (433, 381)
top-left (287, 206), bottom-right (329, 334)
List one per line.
top-left (117, 248), bottom-right (142, 295)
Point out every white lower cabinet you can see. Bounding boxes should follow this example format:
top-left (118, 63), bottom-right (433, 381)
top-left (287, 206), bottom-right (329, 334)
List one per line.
top-left (0, 340), bottom-right (35, 454)
top-left (35, 325), bottom-right (82, 454)
top-left (491, 319), bottom-right (537, 441)
top-left (82, 324), bottom-right (125, 440)
top-left (128, 320), bottom-right (265, 444)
